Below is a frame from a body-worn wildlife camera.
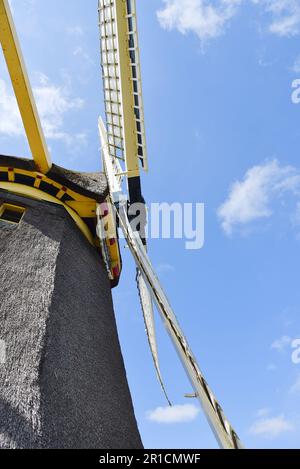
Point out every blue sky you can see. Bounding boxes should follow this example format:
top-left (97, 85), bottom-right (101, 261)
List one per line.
top-left (1, 0), bottom-right (300, 449)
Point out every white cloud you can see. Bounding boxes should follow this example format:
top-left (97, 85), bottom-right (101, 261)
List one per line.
top-left (157, 0), bottom-right (241, 42)
top-left (34, 74), bottom-right (85, 144)
top-left (0, 73), bottom-right (86, 146)
top-left (249, 414), bottom-right (294, 438)
top-left (271, 335), bottom-right (292, 351)
top-left (0, 80), bottom-right (24, 136)
top-left (157, 0), bottom-right (300, 41)
top-left (256, 0), bottom-right (300, 37)
top-left (147, 404), bottom-right (200, 423)
top-left (218, 160), bottom-right (300, 235)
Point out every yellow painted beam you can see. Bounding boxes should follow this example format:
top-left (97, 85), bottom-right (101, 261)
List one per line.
top-left (0, 182), bottom-right (94, 244)
top-left (114, 0), bottom-right (140, 178)
top-left (0, 0), bottom-right (52, 174)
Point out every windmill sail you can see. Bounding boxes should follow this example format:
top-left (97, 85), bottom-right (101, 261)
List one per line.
top-left (100, 117), bottom-right (244, 449)
top-left (117, 200), bottom-right (243, 450)
top-left (136, 269), bottom-right (171, 406)
top-left (98, 0), bottom-right (168, 399)
top-left (98, 0), bottom-right (147, 180)
top-left (99, 117), bottom-right (169, 403)
top-left (98, 0), bottom-right (243, 449)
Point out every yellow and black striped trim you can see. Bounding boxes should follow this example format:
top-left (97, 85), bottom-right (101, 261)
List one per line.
top-left (0, 166), bottom-right (121, 287)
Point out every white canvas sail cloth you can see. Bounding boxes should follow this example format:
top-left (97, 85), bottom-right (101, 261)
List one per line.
top-left (136, 269), bottom-right (171, 406)
top-left (99, 117), bottom-right (170, 405)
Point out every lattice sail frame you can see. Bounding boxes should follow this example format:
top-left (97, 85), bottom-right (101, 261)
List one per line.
top-left (98, 0), bottom-right (148, 179)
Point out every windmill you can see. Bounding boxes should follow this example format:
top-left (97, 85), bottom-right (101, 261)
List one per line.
top-left (98, 0), bottom-right (243, 450)
top-left (0, 0), bottom-right (243, 449)
top-left (0, 0), bottom-right (140, 449)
